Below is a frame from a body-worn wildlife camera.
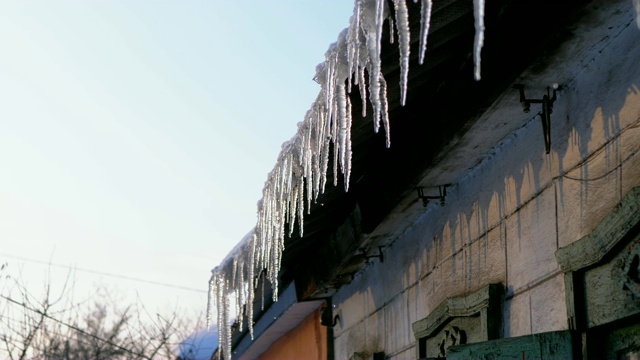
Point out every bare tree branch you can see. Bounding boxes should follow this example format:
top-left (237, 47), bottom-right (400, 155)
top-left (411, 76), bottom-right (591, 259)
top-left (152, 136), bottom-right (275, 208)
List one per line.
top-left (1, 262), bottom-right (211, 360)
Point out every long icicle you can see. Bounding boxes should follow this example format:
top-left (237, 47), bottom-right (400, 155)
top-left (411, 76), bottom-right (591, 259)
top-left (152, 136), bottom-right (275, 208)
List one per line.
top-left (418, 0), bottom-right (433, 65)
top-left (473, 0), bottom-right (485, 81)
top-left (208, 1), bottom-right (495, 358)
top-left (393, 0), bottom-right (410, 106)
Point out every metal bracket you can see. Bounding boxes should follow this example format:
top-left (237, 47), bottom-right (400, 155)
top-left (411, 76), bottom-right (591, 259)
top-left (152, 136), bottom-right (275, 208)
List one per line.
top-left (513, 84), bottom-right (560, 154)
top-left (320, 305), bottom-right (340, 327)
top-left (361, 246), bottom-right (384, 263)
top-left (416, 185), bottom-right (450, 207)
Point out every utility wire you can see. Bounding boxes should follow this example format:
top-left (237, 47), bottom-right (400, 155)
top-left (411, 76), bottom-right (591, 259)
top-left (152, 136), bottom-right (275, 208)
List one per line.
top-left (0, 314), bottom-right (103, 351)
top-left (0, 253), bottom-right (206, 294)
top-left (0, 294), bottom-right (151, 360)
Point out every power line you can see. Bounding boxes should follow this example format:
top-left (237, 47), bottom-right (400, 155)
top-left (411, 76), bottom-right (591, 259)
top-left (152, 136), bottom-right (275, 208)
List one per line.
top-left (0, 253), bottom-right (206, 294)
top-left (0, 314), bottom-right (103, 351)
top-left (0, 294), bottom-right (151, 360)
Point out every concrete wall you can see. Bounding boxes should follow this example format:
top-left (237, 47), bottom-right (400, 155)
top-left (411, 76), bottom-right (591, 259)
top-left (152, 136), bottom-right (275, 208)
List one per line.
top-left (330, 4), bottom-right (640, 359)
top-left (257, 308), bottom-right (327, 360)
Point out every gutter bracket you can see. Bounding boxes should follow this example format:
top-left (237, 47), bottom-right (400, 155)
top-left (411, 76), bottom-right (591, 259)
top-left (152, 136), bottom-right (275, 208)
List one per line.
top-left (362, 246), bottom-right (385, 263)
top-left (513, 84), bottom-right (560, 154)
top-left (416, 185), bottom-right (450, 207)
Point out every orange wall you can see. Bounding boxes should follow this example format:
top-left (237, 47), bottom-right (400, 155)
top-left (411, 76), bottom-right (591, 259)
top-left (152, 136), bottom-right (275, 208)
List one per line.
top-left (257, 307), bottom-right (327, 360)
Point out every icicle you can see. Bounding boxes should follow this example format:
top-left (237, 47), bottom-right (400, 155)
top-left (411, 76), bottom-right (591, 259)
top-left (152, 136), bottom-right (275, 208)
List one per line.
top-left (311, 116), bottom-right (322, 201)
top-left (393, 0), bottom-right (410, 106)
top-left (331, 85), bottom-right (340, 187)
top-left (368, 62), bottom-right (381, 133)
top-left (344, 92), bottom-right (353, 191)
top-left (231, 258), bottom-right (240, 332)
top-left (347, 3), bottom-right (362, 94)
top-left (317, 104), bottom-right (330, 195)
top-left (358, 65), bottom-right (367, 117)
top-left (231, 258), bottom-right (238, 285)
top-left (473, 0), bottom-right (485, 81)
top-left (206, 271), bottom-right (216, 329)
top-left (288, 176), bottom-right (298, 236)
top-left (370, 0), bottom-right (386, 133)
top-left (380, 73), bottom-right (391, 147)
top-left (260, 271), bottom-right (265, 311)
top-left (204, 0), bottom-right (503, 358)
top-left (215, 274), bottom-right (228, 360)
top-left (223, 281), bottom-right (231, 359)
top-left (351, 1), bottom-right (363, 91)
top-left (375, 0), bottom-right (385, 52)
top-left (418, 0), bottom-right (433, 65)
top-left (325, 50), bottom-right (338, 130)
top-left (271, 242), bottom-right (280, 302)
top-left (236, 260), bottom-right (244, 332)
top-left (304, 125), bottom-right (314, 213)
top-left (262, 196), bottom-right (272, 277)
top-left (337, 81), bottom-right (348, 176)
top-left (319, 109), bottom-right (331, 193)
top-left (347, 65), bottom-right (353, 94)
top-left (333, 123), bottom-right (339, 187)
top-left (297, 180), bottom-right (304, 236)
top-left (247, 237), bottom-right (256, 339)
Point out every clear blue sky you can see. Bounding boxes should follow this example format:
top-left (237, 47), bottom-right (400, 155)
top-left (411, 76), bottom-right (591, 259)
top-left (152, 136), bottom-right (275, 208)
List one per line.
top-left (0, 1), bottom-right (354, 314)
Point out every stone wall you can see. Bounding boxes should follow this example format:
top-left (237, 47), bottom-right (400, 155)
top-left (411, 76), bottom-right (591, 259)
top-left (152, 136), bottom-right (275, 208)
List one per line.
top-left (330, 3), bottom-right (640, 359)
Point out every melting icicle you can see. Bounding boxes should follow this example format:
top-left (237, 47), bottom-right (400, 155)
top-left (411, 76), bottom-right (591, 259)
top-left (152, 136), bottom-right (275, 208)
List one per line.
top-left (288, 177), bottom-right (298, 237)
top-left (337, 82), bottom-right (348, 175)
top-left (325, 54), bottom-right (337, 131)
top-left (260, 271), bottom-right (265, 311)
top-left (304, 126), bottom-right (314, 213)
top-left (297, 179), bottom-right (304, 235)
top-left (358, 65), bottom-right (367, 117)
top-left (331, 89), bottom-right (340, 187)
top-left (206, 271), bottom-right (216, 329)
top-left (393, 0), bottom-right (410, 106)
top-left (223, 281), bottom-right (231, 359)
top-left (319, 107), bottom-right (331, 193)
top-left (380, 74), bottom-right (391, 147)
top-left (207, 1), bottom-right (498, 358)
top-left (375, 0), bottom-right (385, 50)
top-left (215, 274), bottom-right (229, 360)
top-left (473, 0), bottom-right (485, 81)
top-left (347, 2), bottom-right (363, 94)
top-left (418, 0), bottom-right (433, 65)
top-left (346, 1), bottom-right (369, 118)
top-left (344, 91), bottom-right (353, 190)
top-left (374, 0), bottom-right (386, 127)
top-left (361, 0), bottom-right (384, 133)
top-left (247, 236), bottom-right (256, 339)
top-left (389, 16), bottom-right (395, 44)
top-left (333, 109), bottom-right (340, 187)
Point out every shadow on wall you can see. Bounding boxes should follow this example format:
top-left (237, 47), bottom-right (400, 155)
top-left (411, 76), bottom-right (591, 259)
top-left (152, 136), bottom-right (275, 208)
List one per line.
top-left (331, 3), bottom-right (640, 357)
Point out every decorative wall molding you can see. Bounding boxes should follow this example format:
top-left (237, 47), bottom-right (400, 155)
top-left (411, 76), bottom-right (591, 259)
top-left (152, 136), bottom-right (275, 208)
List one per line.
top-left (412, 283), bottom-right (503, 358)
top-left (556, 187), bottom-right (640, 273)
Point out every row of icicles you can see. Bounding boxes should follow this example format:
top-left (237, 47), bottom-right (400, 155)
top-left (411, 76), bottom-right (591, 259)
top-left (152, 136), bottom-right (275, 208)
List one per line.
top-left (208, 0), bottom-right (486, 358)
